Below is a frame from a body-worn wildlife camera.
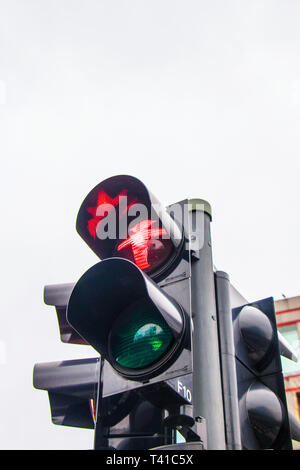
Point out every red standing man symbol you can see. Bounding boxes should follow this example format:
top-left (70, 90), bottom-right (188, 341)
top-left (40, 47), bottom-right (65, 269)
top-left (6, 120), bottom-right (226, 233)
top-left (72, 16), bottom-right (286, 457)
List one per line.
top-left (117, 219), bottom-right (167, 270)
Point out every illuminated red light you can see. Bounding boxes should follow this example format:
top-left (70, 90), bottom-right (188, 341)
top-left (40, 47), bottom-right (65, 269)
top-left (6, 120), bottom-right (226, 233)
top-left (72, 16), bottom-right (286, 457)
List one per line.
top-left (117, 220), bottom-right (167, 271)
top-left (86, 189), bottom-right (128, 239)
top-left (89, 399), bottom-right (96, 424)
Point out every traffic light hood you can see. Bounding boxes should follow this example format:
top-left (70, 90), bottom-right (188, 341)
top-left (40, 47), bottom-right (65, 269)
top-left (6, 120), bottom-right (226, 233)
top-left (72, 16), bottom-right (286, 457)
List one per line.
top-left (67, 258), bottom-right (186, 381)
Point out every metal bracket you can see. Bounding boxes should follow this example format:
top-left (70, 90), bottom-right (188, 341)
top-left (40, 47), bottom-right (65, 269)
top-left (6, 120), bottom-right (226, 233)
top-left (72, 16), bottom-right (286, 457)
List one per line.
top-left (163, 405), bottom-right (207, 449)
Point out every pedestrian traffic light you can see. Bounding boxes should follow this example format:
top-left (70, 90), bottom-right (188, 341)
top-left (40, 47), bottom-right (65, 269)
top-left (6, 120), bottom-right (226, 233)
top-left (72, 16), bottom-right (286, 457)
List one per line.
top-left (33, 175), bottom-right (215, 450)
top-left (67, 175), bottom-right (193, 387)
top-left (66, 176), bottom-right (193, 443)
top-left (232, 297), bottom-right (293, 449)
top-left (75, 174), bottom-right (184, 281)
top-left (65, 175), bottom-right (214, 449)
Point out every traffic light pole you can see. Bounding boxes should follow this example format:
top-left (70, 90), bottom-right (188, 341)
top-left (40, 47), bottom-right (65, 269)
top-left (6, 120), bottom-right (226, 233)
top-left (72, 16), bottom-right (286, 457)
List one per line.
top-left (188, 200), bottom-right (226, 450)
top-left (215, 270), bottom-right (242, 450)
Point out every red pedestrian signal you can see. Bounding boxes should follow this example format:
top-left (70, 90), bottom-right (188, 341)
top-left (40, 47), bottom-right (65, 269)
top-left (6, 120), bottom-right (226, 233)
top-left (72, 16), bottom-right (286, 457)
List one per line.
top-left (117, 219), bottom-right (169, 272)
top-left (76, 175), bottom-right (183, 280)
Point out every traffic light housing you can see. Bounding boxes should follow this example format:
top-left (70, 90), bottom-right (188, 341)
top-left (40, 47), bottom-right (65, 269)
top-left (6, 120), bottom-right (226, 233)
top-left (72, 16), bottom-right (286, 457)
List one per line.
top-left (33, 358), bottom-right (98, 429)
top-left (34, 174), bottom-right (216, 450)
top-left (67, 258), bottom-right (190, 384)
top-left (232, 297), bottom-right (292, 449)
top-left (34, 174), bottom-right (232, 449)
top-left (75, 174), bottom-right (184, 281)
top-left (68, 175), bottom-right (193, 388)
top-left (65, 175), bottom-right (199, 449)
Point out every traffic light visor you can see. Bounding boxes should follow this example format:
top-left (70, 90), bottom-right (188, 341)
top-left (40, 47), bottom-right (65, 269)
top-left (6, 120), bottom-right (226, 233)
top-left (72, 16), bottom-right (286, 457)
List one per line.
top-left (67, 258), bottom-right (185, 381)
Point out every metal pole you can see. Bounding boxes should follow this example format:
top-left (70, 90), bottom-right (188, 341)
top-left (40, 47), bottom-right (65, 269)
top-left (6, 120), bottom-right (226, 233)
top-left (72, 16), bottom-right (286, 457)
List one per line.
top-left (215, 270), bottom-right (242, 450)
top-left (188, 200), bottom-right (226, 450)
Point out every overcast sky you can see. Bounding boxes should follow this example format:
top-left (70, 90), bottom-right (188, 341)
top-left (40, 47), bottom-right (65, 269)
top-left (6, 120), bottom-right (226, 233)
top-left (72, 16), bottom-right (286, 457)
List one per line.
top-left (0, 1), bottom-right (299, 449)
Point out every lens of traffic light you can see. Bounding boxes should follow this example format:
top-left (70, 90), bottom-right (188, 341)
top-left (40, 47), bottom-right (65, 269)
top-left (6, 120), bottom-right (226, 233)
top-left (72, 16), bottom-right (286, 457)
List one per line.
top-left (76, 175), bottom-right (183, 280)
top-left (109, 299), bottom-right (173, 370)
top-left (114, 219), bottom-right (174, 275)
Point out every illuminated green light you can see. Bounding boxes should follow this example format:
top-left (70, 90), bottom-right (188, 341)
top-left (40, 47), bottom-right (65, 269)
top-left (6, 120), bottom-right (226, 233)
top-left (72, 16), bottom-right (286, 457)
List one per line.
top-left (110, 300), bottom-right (173, 369)
top-left (151, 339), bottom-right (163, 351)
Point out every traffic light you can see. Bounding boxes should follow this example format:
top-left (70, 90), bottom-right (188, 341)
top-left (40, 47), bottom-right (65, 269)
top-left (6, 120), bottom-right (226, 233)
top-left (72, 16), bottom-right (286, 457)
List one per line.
top-left (75, 174), bottom-right (184, 281)
top-left (35, 283), bottom-right (154, 436)
top-left (34, 173), bottom-right (300, 451)
top-left (33, 358), bottom-right (98, 429)
top-left (66, 175), bottom-right (209, 449)
top-left (68, 174), bottom-right (193, 382)
top-left (34, 174), bottom-right (221, 450)
top-left (33, 283), bottom-right (97, 430)
top-left (231, 297), bottom-right (293, 449)
top-left (215, 273), bottom-right (299, 450)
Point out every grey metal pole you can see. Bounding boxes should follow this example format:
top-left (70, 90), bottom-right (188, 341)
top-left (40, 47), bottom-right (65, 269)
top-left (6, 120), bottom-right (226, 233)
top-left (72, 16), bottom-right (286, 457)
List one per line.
top-left (188, 200), bottom-right (226, 450)
top-left (94, 356), bottom-right (110, 450)
top-left (215, 270), bottom-right (242, 450)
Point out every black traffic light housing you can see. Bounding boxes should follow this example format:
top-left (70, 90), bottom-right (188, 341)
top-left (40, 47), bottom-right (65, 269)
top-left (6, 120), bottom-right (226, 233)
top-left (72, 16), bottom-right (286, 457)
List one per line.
top-left (68, 175), bottom-right (202, 449)
top-left (33, 358), bottom-right (99, 429)
top-left (75, 174), bottom-right (185, 282)
top-left (67, 175), bottom-right (194, 402)
top-left (232, 297), bottom-right (292, 450)
top-left (67, 258), bottom-right (190, 383)
top-left (34, 174), bottom-right (203, 450)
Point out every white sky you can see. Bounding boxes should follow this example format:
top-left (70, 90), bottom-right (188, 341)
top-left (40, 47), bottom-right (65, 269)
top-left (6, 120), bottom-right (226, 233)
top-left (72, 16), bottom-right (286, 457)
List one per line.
top-left (0, 0), bottom-right (299, 449)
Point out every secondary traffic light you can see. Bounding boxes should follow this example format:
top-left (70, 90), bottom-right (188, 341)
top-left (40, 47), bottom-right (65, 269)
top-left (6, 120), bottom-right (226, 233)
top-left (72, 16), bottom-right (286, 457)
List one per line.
top-left (232, 297), bottom-right (293, 449)
top-left (33, 284), bottom-right (97, 430)
top-left (33, 358), bottom-right (98, 429)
